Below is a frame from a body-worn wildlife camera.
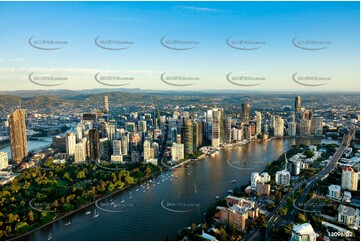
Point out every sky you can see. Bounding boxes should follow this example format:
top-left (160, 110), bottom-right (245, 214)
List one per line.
top-left (0, 1), bottom-right (359, 92)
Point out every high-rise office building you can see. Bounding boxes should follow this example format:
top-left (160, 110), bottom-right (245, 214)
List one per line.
top-left (121, 135), bottom-right (128, 156)
top-left (300, 119), bottom-right (311, 136)
top-left (76, 124), bottom-right (83, 143)
top-left (255, 112), bottom-right (262, 135)
top-left (88, 129), bottom-right (100, 161)
top-left (0, 152), bottom-right (9, 169)
top-left (143, 140), bottom-right (151, 161)
top-left (105, 123), bottom-right (115, 142)
top-left (224, 117), bottom-right (232, 144)
top-left (241, 103), bottom-right (250, 125)
top-left (274, 116), bottom-right (284, 137)
top-left (172, 143), bottom-right (184, 162)
top-left (104, 96), bottom-right (109, 113)
top-left (183, 120), bottom-right (193, 154)
top-left (9, 109), bottom-right (28, 162)
top-left (288, 122), bottom-right (297, 137)
top-left (311, 117), bottom-right (323, 135)
top-left (212, 108), bottom-right (221, 147)
top-left (295, 96), bottom-right (302, 112)
top-left (206, 110), bottom-right (213, 141)
top-left (66, 132), bottom-right (76, 156)
top-left (112, 140), bottom-right (122, 156)
top-left (74, 142), bottom-right (86, 163)
top-left (138, 120), bottom-right (147, 133)
top-left (196, 121), bottom-right (204, 147)
top-left (99, 138), bottom-right (110, 160)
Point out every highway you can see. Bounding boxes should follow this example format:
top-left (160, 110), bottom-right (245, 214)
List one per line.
top-left (265, 126), bottom-right (355, 240)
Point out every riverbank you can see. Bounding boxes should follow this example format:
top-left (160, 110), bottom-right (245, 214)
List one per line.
top-left (9, 169), bottom-right (162, 241)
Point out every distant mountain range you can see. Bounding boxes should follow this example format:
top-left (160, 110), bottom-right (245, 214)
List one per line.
top-left (0, 88), bottom-right (357, 100)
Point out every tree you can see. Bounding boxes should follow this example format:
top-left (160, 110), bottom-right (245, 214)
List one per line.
top-left (76, 171), bottom-right (86, 179)
top-left (145, 167), bottom-right (152, 176)
top-left (279, 207), bottom-right (288, 216)
top-left (296, 212), bottom-right (307, 223)
top-left (15, 222), bottom-right (29, 233)
top-left (28, 210), bottom-right (34, 222)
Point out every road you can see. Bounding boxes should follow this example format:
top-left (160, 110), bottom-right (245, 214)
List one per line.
top-left (265, 126), bottom-right (355, 240)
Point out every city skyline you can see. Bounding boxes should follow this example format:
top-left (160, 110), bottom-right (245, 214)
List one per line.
top-left (0, 1), bottom-right (359, 92)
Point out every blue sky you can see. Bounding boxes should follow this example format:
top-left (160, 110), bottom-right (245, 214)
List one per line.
top-left (0, 1), bottom-right (359, 92)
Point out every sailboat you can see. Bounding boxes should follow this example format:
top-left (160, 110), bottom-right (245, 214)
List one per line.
top-left (129, 192), bottom-right (133, 199)
top-left (93, 209), bottom-right (99, 218)
top-left (85, 211), bottom-right (91, 215)
top-left (65, 220), bottom-right (71, 226)
top-left (48, 233), bottom-right (52, 240)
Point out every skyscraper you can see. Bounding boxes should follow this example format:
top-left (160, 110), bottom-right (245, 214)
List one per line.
top-left (88, 129), bottom-right (100, 161)
top-left (212, 108), bottom-right (221, 147)
top-left (288, 122), bottom-right (297, 137)
top-left (9, 109), bottom-right (28, 162)
top-left (143, 140), bottom-right (151, 161)
top-left (300, 119), bottom-right (311, 136)
top-left (183, 120), bottom-right (193, 155)
top-left (224, 117), bottom-right (232, 144)
top-left (255, 112), bottom-right (262, 135)
top-left (74, 142), bottom-right (86, 163)
top-left (76, 124), bottom-right (83, 143)
top-left (274, 116), bottom-right (284, 137)
top-left (66, 132), bottom-right (76, 156)
top-left (241, 103), bottom-right (250, 125)
top-left (295, 96), bottom-right (302, 112)
top-left (104, 95), bottom-right (109, 113)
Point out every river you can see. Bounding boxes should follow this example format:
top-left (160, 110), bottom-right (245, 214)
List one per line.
top-left (13, 138), bottom-right (339, 241)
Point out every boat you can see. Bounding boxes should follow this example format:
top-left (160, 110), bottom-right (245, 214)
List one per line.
top-left (129, 192), bottom-right (133, 199)
top-left (187, 172), bottom-right (191, 175)
top-left (114, 204), bottom-right (118, 208)
top-left (174, 175), bottom-right (178, 178)
top-left (136, 188), bottom-right (139, 192)
top-left (121, 200), bottom-right (125, 203)
top-left (85, 211), bottom-right (91, 215)
top-left (227, 190), bottom-right (233, 193)
top-left (231, 179), bottom-right (237, 183)
top-left (48, 233), bottom-right (52, 241)
top-left (215, 196), bottom-right (220, 199)
top-left (93, 209), bottom-right (99, 218)
top-left (65, 221), bottom-right (71, 226)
